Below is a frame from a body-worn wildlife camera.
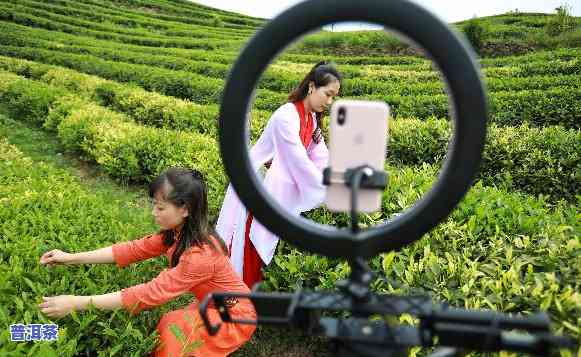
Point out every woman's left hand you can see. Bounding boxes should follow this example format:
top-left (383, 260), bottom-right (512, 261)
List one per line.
top-left (38, 295), bottom-right (83, 319)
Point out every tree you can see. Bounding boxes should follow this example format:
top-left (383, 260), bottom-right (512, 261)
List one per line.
top-left (546, 4), bottom-right (575, 36)
top-left (463, 18), bottom-right (487, 52)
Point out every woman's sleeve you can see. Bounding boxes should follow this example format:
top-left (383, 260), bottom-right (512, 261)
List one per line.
top-left (215, 118), bottom-right (275, 247)
top-left (111, 233), bottom-right (167, 268)
top-left (308, 136), bottom-right (329, 172)
top-left (119, 250), bottom-right (213, 315)
top-left (248, 117), bottom-right (275, 171)
top-left (272, 110), bottom-right (326, 208)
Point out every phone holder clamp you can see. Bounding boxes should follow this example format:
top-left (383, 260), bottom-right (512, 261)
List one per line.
top-left (323, 165), bottom-right (388, 189)
top-left (324, 165), bottom-right (388, 234)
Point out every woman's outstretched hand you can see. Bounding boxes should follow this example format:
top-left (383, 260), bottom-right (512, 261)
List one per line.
top-left (38, 295), bottom-right (84, 319)
top-left (40, 249), bottom-right (74, 266)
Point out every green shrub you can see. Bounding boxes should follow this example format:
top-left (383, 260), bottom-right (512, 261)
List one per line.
top-left (51, 103), bottom-right (226, 214)
top-left (92, 81), bottom-right (118, 107)
top-left (41, 68), bottom-right (107, 94)
top-left (1, 45), bottom-right (579, 125)
top-left (0, 72), bottom-right (64, 124)
top-left (211, 14), bottom-right (223, 28)
top-left (0, 2), bottom-right (241, 50)
top-left (270, 164), bottom-right (580, 344)
top-left (57, 103), bottom-right (129, 154)
top-left (363, 87), bottom-right (581, 129)
top-left (545, 5), bottom-right (576, 36)
top-left (2, 133), bottom-right (579, 354)
top-left (388, 118), bottom-right (580, 201)
top-left (0, 138), bottom-right (161, 356)
top-left (0, 20), bottom-right (237, 64)
top-left (0, 54), bottom-right (53, 79)
top-left (558, 27), bottom-right (581, 47)
top-left (462, 18), bottom-right (487, 52)
top-left (1, 72), bottom-right (577, 202)
top-left (44, 95), bottom-right (91, 132)
top-left (0, 70), bottom-right (21, 92)
top-left (490, 87), bottom-right (581, 128)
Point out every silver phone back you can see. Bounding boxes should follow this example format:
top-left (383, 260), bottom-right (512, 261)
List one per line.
top-left (325, 100), bottom-right (389, 213)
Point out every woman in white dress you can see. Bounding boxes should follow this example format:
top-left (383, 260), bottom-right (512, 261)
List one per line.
top-left (216, 61), bottom-right (342, 288)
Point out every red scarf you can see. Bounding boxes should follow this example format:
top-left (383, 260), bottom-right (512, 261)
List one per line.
top-left (293, 100), bottom-right (314, 149)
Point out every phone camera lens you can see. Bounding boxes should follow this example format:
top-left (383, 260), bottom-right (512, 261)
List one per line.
top-left (338, 107), bottom-right (346, 126)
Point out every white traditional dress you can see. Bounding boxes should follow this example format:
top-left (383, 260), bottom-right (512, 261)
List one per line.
top-left (216, 101), bottom-right (329, 288)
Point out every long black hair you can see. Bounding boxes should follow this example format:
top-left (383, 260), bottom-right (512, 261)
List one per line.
top-left (288, 61), bottom-right (342, 143)
top-left (149, 167), bottom-right (227, 267)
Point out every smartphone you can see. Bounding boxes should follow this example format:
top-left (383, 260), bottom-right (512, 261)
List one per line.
top-left (324, 100), bottom-right (389, 213)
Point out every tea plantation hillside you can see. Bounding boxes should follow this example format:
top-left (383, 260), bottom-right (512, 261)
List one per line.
top-left (0, 0), bottom-right (579, 356)
top-left (297, 10), bottom-right (581, 56)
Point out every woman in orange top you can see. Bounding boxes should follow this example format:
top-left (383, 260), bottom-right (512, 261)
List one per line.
top-left (39, 167), bottom-right (256, 357)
